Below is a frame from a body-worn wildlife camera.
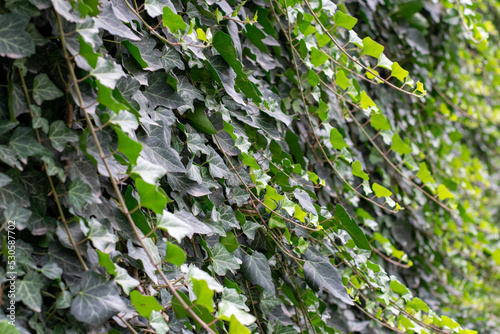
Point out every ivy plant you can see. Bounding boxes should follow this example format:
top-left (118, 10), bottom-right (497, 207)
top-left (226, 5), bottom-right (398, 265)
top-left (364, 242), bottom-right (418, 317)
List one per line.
top-left (0, 0), bottom-right (499, 333)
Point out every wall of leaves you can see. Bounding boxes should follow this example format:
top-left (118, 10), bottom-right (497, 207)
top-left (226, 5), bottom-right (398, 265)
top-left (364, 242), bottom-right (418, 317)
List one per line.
top-left (0, 0), bottom-right (499, 333)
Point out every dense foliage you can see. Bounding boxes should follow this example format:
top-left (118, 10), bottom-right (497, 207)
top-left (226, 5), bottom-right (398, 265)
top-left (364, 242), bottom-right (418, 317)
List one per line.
top-left (1, 0), bottom-right (500, 333)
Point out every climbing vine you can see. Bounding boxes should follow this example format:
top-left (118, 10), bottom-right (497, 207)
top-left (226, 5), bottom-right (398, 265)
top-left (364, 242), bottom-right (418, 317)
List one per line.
top-left (0, 0), bottom-right (499, 333)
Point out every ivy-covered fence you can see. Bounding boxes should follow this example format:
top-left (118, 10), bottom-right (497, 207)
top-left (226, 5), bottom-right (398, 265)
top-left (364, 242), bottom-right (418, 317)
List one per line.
top-left (0, 0), bottom-right (499, 333)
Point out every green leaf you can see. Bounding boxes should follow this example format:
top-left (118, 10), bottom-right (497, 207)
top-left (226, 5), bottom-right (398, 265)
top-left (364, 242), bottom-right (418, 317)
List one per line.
top-left (32, 74), bottom-right (63, 105)
top-left (192, 278), bottom-right (215, 311)
top-left (370, 113), bottom-right (391, 131)
top-left (334, 204), bottom-right (371, 250)
top-left (391, 62), bottom-right (409, 83)
top-left (372, 183), bottom-right (392, 198)
top-left (416, 162), bottom-right (435, 184)
top-left (136, 178), bottom-right (167, 214)
top-left (85, 218), bottom-right (118, 252)
top-left (0, 182), bottom-right (29, 209)
top-left (307, 69), bottom-right (320, 87)
top-left (109, 110), bottom-right (139, 135)
top-left (330, 128), bottom-right (348, 150)
top-left (49, 120), bottom-right (78, 152)
top-left (0, 320), bottom-right (21, 334)
top-left (220, 231), bottom-right (240, 252)
top-left (212, 31), bottom-right (245, 77)
top-left (336, 70), bottom-right (350, 90)
top-left (241, 252), bottom-right (275, 294)
top-left (391, 133), bottom-right (412, 155)
top-left (362, 37), bottom-right (384, 58)
top-left (334, 11), bottom-right (358, 30)
top-left (16, 271), bottom-right (45, 312)
top-left (157, 210), bottom-right (194, 242)
top-left (229, 315), bottom-right (251, 334)
top-left (441, 316), bottom-right (459, 329)
top-left (0, 13), bottom-right (35, 59)
top-left (360, 91), bottom-right (376, 109)
top-left (310, 47), bottom-right (329, 67)
top-left (131, 290), bottom-right (163, 318)
top-left (303, 248), bottom-right (353, 305)
top-left (437, 184), bottom-right (454, 200)
top-left (211, 243), bottom-right (240, 276)
top-left (185, 104), bottom-right (217, 134)
top-left (352, 161), bottom-right (369, 180)
top-left (162, 6), bottom-right (187, 33)
top-left (217, 300), bottom-right (256, 325)
top-left (390, 279), bottom-right (411, 296)
top-left (165, 242), bottom-right (186, 267)
top-left (9, 127), bottom-right (52, 163)
top-left (67, 178), bottom-right (98, 210)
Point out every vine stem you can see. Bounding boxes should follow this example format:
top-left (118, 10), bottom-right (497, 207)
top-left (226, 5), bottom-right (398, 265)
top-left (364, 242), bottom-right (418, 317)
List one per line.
top-left (17, 68), bottom-right (88, 271)
top-left (55, 12), bottom-right (216, 334)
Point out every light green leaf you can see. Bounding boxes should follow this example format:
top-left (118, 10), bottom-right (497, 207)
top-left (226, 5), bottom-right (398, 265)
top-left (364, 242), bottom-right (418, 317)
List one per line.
top-left (310, 47), bottom-right (329, 67)
top-left (336, 70), bottom-right (350, 90)
top-left (131, 290), bottom-right (163, 318)
top-left (162, 6), bottom-right (187, 33)
top-left (352, 161), bottom-right (369, 180)
top-left (32, 74), bottom-right (63, 105)
top-left (330, 128), bottom-right (348, 150)
top-left (334, 11), bottom-right (358, 30)
top-left (307, 69), bottom-right (319, 87)
top-left (391, 62), bottom-right (409, 83)
top-left (416, 162), bottom-right (435, 184)
top-left (360, 91), bottom-right (376, 109)
top-left (165, 242), bottom-right (186, 267)
top-left (217, 300), bottom-right (256, 325)
top-left (437, 184), bottom-right (454, 200)
top-left (136, 178), bottom-right (167, 214)
top-left (391, 133), bottom-right (412, 155)
top-left (372, 183), bottom-right (392, 198)
top-left (390, 279), bottom-right (411, 296)
top-left (370, 113), bottom-right (391, 131)
top-left (362, 37), bottom-right (384, 58)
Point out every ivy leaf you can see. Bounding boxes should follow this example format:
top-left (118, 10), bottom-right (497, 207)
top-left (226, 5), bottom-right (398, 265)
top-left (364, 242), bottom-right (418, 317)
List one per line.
top-left (138, 124), bottom-right (185, 173)
top-left (162, 6), bottom-right (187, 33)
top-left (90, 57), bottom-right (125, 89)
top-left (0, 182), bottom-right (30, 209)
top-left (303, 248), bottom-right (353, 305)
top-left (130, 290), bottom-right (163, 318)
top-left (211, 244), bottom-right (240, 276)
top-left (86, 218), bottom-right (118, 252)
top-left (330, 128), bottom-right (348, 150)
top-left (0, 172), bottom-right (12, 187)
top-left (71, 271), bottom-right (128, 325)
top-left (416, 162), bottom-right (435, 184)
top-left (334, 204), bottom-right (371, 250)
top-left (213, 31), bottom-right (245, 77)
top-left (334, 11), bottom-right (358, 30)
top-left (391, 62), bottom-right (409, 83)
top-left (109, 110), bottom-right (139, 135)
top-left (0, 13), bottom-right (35, 59)
top-left (150, 310), bottom-right (169, 334)
top-left (217, 300), bottom-right (256, 326)
top-left (207, 147), bottom-right (230, 178)
top-left (68, 178), bottom-right (99, 210)
top-left (167, 172), bottom-right (211, 197)
top-left (157, 210), bottom-right (195, 242)
top-left (144, 72), bottom-right (185, 109)
top-left (310, 47), bottom-right (329, 67)
top-left (352, 161), bottom-right (369, 180)
top-left (336, 70), bottom-right (350, 90)
top-left (49, 120), bottom-right (78, 152)
top-left (437, 184), bottom-right (454, 200)
top-left (9, 127), bottom-right (52, 163)
top-left (0, 320), bottom-right (21, 333)
top-left (32, 74), bottom-right (63, 105)
top-left (165, 242), bottom-right (186, 267)
top-left (136, 178), bottom-right (167, 214)
top-left (41, 263), bottom-right (63, 280)
top-left (362, 37), bottom-right (384, 58)
top-left (372, 183), bottom-right (392, 198)
top-left (391, 133), bottom-right (412, 155)
top-left (293, 189), bottom-right (316, 214)
top-left (241, 251), bottom-right (275, 294)
top-left (16, 271), bottom-right (45, 312)
top-left (370, 113), bottom-right (391, 131)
